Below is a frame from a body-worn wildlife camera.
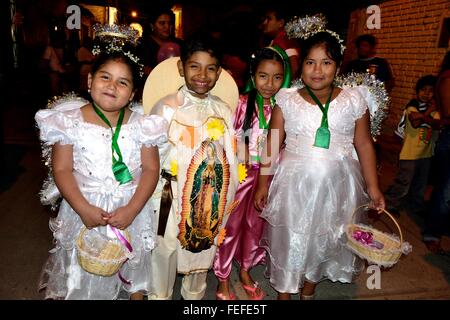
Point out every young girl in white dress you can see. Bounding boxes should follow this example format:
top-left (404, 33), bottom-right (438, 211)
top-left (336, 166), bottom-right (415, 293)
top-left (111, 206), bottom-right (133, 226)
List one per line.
top-left (254, 31), bottom-right (385, 300)
top-left (36, 27), bottom-right (168, 300)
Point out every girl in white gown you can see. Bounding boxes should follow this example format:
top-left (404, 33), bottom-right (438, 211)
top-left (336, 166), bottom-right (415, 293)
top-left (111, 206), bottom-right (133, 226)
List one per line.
top-left (254, 31), bottom-right (385, 300)
top-left (36, 34), bottom-right (168, 299)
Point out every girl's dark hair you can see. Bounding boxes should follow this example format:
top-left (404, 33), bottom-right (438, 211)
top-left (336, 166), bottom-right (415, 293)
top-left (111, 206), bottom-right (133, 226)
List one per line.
top-left (300, 31), bottom-right (343, 67)
top-left (242, 47), bottom-right (285, 142)
top-left (91, 49), bottom-right (142, 89)
top-left (180, 33), bottom-right (223, 66)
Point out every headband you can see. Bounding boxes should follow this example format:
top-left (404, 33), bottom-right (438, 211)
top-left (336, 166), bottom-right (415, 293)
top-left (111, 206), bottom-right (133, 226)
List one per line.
top-left (285, 13), bottom-right (346, 55)
top-left (92, 24), bottom-right (144, 77)
top-left (243, 44), bottom-right (292, 94)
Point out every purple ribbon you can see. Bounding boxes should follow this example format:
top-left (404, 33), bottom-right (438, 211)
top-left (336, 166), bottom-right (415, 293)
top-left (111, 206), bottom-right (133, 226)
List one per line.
top-left (109, 225), bottom-right (133, 285)
top-left (352, 230), bottom-right (384, 249)
top-left (353, 230), bottom-right (373, 245)
top-left (110, 226), bottom-right (133, 253)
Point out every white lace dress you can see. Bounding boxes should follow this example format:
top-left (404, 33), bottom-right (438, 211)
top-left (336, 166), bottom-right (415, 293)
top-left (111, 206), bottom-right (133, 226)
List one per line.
top-left (260, 87), bottom-right (369, 294)
top-left (35, 100), bottom-right (168, 299)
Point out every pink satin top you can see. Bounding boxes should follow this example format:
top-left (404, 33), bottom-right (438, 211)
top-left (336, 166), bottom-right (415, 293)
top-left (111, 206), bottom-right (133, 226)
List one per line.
top-left (233, 95), bottom-right (273, 164)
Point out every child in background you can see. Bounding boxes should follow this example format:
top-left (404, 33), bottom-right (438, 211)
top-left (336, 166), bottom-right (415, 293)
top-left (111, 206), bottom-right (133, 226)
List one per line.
top-left (385, 75), bottom-right (439, 216)
top-left (213, 45), bottom-right (291, 300)
top-left (146, 33), bottom-right (239, 300)
top-left (254, 31), bottom-right (385, 300)
top-left (260, 5), bottom-right (300, 79)
top-left (35, 25), bottom-right (168, 300)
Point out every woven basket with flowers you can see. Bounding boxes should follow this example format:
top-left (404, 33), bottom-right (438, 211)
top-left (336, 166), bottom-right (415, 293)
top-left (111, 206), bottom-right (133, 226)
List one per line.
top-left (346, 205), bottom-right (412, 268)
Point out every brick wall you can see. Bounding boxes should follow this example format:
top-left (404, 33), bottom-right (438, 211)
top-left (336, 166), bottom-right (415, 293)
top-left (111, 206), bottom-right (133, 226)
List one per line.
top-left (344, 0), bottom-right (449, 136)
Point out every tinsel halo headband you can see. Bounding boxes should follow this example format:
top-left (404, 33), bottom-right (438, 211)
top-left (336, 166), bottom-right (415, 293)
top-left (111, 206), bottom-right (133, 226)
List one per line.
top-left (92, 24), bottom-right (144, 77)
top-left (285, 13), bottom-right (346, 55)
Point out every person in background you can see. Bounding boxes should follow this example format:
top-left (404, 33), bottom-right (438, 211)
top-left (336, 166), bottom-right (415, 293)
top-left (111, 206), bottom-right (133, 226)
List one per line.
top-left (341, 34), bottom-right (395, 93)
top-left (77, 37), bottom-right (95, 97)
top-left (42, 31), bottom-right (66, 96)
top-left (260, 5), bottom-right (300, 79)
top-left (138, 6), bottom-right (182, 76)
top-left (384, 75), bottom-right (439, 217)
top-left (341, 34), bottom-right (395, 174)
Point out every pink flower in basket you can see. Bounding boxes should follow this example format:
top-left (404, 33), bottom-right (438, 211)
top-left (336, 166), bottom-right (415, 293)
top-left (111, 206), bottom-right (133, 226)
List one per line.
top-left (352, 230), bottom-right (384, 249)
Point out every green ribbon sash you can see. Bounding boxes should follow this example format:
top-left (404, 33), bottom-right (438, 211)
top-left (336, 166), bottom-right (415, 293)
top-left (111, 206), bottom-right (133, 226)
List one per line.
top-left (305, 85), bottom-right (333, 149)
top-left (255, 94), bottom-right (276, 130)
top-left (92, 102), bottom-right (133, 184)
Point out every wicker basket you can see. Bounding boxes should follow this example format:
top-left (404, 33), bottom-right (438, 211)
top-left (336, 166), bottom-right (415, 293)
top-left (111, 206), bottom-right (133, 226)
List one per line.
top-left (76, 227), bottom-right (130, 277)
top-left (346, 205), bottom-right (403, 267)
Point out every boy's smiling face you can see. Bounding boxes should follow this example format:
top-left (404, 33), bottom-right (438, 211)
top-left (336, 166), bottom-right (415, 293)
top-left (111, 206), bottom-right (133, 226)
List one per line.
top-left (417, 85), bottom-right (434, 103)
top-left (178, 51), bottom-right (222, 98)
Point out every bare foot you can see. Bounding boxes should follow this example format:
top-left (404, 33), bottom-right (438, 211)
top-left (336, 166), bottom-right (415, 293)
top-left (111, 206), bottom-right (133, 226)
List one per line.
top-left (239, 269), bottom-right (264, 300)
top-left (277, 292), bottom-right (291, 300)
top-left (216, 279), bottom-right (235, 300)
top-left (130, 292), bottom-right (144, 300)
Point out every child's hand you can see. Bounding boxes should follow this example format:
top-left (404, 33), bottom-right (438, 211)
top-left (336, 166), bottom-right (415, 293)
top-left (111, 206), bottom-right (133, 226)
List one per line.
top-left (254, 186), bottom-right (269, 212)
top-left (425, 100), bottom-right (437, 114)
top-left (367, 187), bottom-right (385, 213)
top-left (78, 205), bottom-right (110, 229)
top-left (408, 112), bottom-right (424, 128)
top-left (107, 206), bottom-right (138, 230)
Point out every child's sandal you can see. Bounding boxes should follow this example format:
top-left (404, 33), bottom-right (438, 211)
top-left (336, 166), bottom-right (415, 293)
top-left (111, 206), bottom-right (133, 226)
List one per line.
top-left (241, 281), bottom-right (265, 300)
top-left (300, 294), bottom-right (315, 300)
top-left (216, 292), bottom-right (236, 300)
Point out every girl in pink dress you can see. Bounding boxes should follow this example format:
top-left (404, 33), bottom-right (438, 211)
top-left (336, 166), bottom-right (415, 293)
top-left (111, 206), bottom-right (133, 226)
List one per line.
top-left (213, 46), bottom-right (291, 300)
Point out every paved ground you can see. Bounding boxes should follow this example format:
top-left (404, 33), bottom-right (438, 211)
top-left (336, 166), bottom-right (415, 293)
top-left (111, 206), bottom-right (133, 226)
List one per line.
top-left (0, 88), bottom-right (449, 301)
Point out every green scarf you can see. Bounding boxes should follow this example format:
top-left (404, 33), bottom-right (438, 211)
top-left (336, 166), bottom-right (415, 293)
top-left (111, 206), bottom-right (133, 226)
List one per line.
top-left (304, 85), bottom-right (333, 149)
top-left (92, 102), bottom-right (133, 184)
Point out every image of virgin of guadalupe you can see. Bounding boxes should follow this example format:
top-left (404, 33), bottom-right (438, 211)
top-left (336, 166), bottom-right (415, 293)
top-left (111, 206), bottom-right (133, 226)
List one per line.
top-left (178, 140), bottom-right (230, 253)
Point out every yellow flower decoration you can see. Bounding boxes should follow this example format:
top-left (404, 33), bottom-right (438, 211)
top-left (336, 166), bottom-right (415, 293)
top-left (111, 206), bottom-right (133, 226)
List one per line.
top-left (217, 228), bottom-right (226, 247)
top-left (206, 118), bottom-right (225, 141)
top-left (170, 159), bottom-right (178, 177)
top-left (238, 163), bottom-right (247, 183)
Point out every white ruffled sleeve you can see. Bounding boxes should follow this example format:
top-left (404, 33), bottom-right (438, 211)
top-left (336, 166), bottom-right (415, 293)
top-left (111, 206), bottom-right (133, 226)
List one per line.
top-left (275, 88), bottom-right (297, 118)
top-left (138, 114), bottom-right (169, 147)
top-left (347, 87), bottom-right (369, 121)
top-left (274, 88), bottom-right (290, 109)
top-left (35, 109), bottom-right (76, 146)
top-left (354, 85), bottom-right (377, 118)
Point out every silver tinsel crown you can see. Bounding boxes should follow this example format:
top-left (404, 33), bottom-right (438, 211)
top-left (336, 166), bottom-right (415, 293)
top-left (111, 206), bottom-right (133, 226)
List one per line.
top-left (285, 14), bottom-right (346, 54)
top-left (92, 24), bottom-right (144, 77)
